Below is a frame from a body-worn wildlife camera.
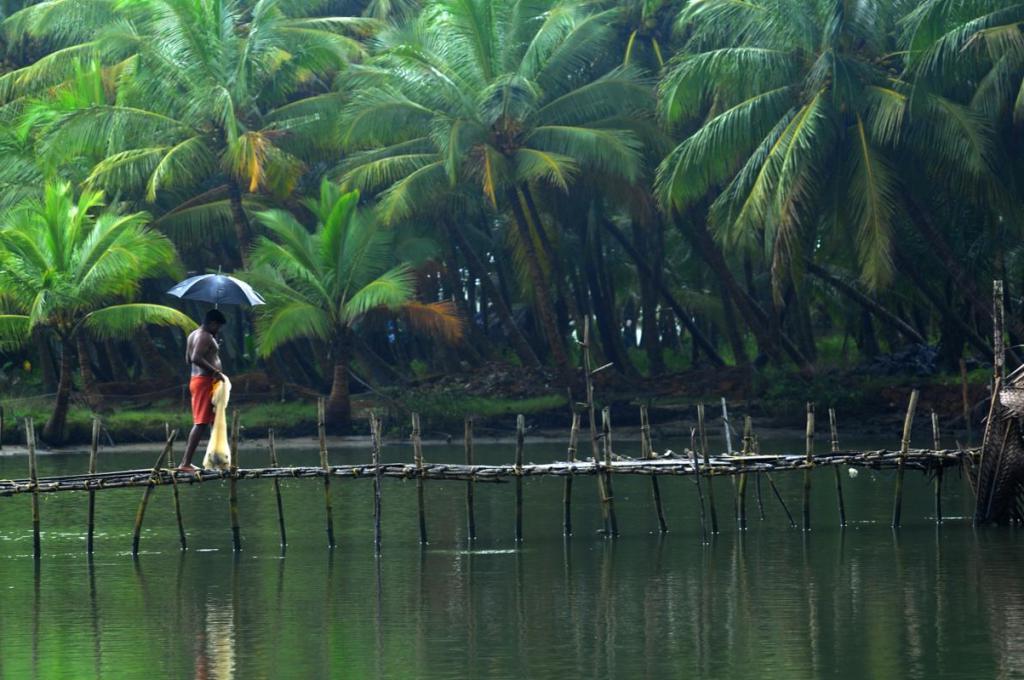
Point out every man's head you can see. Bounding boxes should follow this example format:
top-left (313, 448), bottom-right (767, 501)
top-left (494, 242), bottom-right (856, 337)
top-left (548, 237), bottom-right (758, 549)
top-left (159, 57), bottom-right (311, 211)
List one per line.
top-left (204, 309), bottom-right (227, 333)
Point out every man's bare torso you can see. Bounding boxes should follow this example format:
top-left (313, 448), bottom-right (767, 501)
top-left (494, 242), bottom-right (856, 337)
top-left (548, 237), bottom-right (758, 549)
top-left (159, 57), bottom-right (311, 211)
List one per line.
top-left (186, 327), bottom-right (222, 377)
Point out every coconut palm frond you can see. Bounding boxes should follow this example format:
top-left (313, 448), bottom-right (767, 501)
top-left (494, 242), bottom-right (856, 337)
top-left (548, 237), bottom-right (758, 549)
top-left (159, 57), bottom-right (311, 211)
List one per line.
top-left (0, 314), bottom-right (31, 350)
top-left (341, 264), bottom-right (417, 322)
top-left (847, 116), bottom-right (898, 290)
top-left (526, 125), bottom-right (643, 183)
top-left (254, 299), bottom-right (332, 356)
top-left (401, 300), bottom-right (464, 343)
top-left (656, 86), bottom-right (794, 212)
top-left (659, 46), bottom-right (797, 122)
top-left (81, 303), bottom-right (194, 340)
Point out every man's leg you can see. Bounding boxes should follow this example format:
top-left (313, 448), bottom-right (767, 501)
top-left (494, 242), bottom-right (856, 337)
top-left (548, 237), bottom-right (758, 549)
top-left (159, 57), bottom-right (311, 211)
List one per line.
top-left (180, 424), bottom-right (210, 468)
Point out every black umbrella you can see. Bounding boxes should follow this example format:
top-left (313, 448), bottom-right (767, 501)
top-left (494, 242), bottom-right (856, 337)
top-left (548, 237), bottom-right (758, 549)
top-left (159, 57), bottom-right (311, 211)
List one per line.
top-left (166, 273), bottom-right (265, 307)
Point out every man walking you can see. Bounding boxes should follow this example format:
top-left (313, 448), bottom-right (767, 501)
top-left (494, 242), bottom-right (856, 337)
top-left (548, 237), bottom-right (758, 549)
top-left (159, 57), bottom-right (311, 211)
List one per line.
top-left (178, 309), bottom-right (228, 471)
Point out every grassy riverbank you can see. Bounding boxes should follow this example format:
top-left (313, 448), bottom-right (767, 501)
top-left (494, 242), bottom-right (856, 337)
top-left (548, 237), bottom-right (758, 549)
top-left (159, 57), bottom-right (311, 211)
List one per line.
top-left (0, 364), bottom-right (991, 448)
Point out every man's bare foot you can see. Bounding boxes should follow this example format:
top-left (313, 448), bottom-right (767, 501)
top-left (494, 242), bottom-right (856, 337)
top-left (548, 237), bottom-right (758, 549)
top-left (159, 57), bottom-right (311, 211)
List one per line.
top-left (176, 464), bottom-right (201, 473)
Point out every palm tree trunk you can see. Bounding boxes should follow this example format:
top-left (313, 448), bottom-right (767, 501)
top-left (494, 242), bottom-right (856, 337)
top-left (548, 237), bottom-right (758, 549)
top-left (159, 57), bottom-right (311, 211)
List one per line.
top-left (326, 358), bottom-right (351, 430)
top-left (522, 187), bottom-right (586, 333)
top-left (507, 189), bottom-right (570, 379)
top-left (43, 338), bottom-right (73, 444)
top-left (805, 260), bottom-right (925, 344)
top-left (906, 198), bottom-right (1024, 345)
top-left (856, 310), bottom-right (881, 357)
top-left (719, 281), bottom-right (748, 365)
top-left (439, 237), bottom-right (484, 365)
top-left (227, 179), bottom-right (252, 267)
top-left (35, 329), bottom-right (58, 391)
top-left (136, 330), bottom-right (177, 381)
top-left (632, 222), bottom-right (666, 375)
top-left (76, 334), bottom-right (107, 413)
top-left (448, 223), bottom-right (541, 368)
top-left (896, 250), bottom-right (992, 359)
top-left (591, 224), bottom-right (640, 378)
top-left (326, 332), bottom-right (352, 431)
top-left (599, 216), bottom-right (726, 367)
top-left (583, 228), bottom-right (636, 377)
top-left (676, 213), bottom-right (812, 372)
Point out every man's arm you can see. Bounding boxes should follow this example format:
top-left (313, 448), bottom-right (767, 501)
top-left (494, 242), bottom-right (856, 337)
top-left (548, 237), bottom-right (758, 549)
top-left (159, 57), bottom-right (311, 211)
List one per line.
top-left (188, 332), bottom-right (223, 378)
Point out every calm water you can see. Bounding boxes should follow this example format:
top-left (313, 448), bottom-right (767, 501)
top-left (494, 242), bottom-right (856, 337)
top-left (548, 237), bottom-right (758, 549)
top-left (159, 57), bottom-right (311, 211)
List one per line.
top-left (0, 433), bottom-right (1021, 679)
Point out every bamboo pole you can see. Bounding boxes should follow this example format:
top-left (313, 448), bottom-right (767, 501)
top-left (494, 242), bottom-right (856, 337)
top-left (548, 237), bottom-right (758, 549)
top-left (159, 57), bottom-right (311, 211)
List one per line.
top-left (994, 280), bottom-right (1005, 381)
top-left (960, 358), bottom-right (972, 446)
top-left (169, 468), bottom-right (187, 552)
top-left (168, 427), bottom-right (187, 552)
top-left (318, 398), bottom-right (336, 548)
top-left (228, 409), bottom-right (241, 552)
top-left (642, 405), bottom-right (668, 533)
top-left (412, 413), bottom-right (427, 545)
top-left (583, 319), bottom-right (611, 535)
top-left (754, 434), bottom-right (766, 521)
top-left (87, 417), bottom-right (100, 553)
top-left (803, 403), bottom-right (814, 532)
top-left (690, 428), bottom-right (709, 544)
top-left (721, 398), bottom-right (733, 454)
top-left (984, 423), bottom-right (1013, 522)
top-left (697, 404), bottom-right (718, 534)
top-left (269, 429), bottom-right (286, 547)
top-left (932, 411), bottom-right (943, 525)
top-left (515, 414), bottom-right (525, 542)
top-left (131, 430), bottom-right (177, 557)
top-left (563, 412), bottom-right (579, 536)
top-left (27, 418), bottom-right (39, 559)
top-left (892, 389), bottom-right (920, 529)
top-left (371, 414), bottom-right (383, 554)
top-left (975, 376), bottom-right (1002, 509)
top-left (601, 407), bottom-right (619, 537)
top-left (766, 471), bottom-right (797, 528)
top-left (829, 408), bottom-right (846, 528)
top-left (465, 417), bottom-right (476, 541)
top-left (737, 416), bottom-right (751, 530)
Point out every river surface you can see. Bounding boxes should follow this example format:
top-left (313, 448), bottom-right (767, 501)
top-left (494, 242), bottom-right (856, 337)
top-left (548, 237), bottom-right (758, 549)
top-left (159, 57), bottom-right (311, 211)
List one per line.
top-left (0, 432), bottom-right (1021, 679)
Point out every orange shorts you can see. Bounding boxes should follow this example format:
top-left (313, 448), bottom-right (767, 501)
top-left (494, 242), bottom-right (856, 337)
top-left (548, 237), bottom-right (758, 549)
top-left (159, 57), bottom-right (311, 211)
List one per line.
top-left (190, 376), bottom-right (217, 425)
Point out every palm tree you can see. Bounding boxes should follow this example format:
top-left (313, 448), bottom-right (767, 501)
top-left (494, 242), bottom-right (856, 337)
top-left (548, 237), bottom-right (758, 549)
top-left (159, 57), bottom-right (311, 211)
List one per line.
top-left (900, 1), bottom-right (1024, 341)
top-left (247, 180), bottom-right (462, 429)
top-left (654, 0), bottom-right (999, 367)
top-left (29, 0), bottom-right (374, 264)
top-left (660, 0), bottom-right (907, 291)
top-left (0, 181), bottom-right (194, 443)
top-left (337, 0), bottom-right (649, 380)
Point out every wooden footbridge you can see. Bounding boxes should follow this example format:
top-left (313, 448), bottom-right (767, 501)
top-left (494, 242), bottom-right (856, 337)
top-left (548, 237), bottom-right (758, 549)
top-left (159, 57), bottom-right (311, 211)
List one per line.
top-left (0, 390), bottom-right (972, 559)
top-left (0, 312), bottom-right (1008, 559)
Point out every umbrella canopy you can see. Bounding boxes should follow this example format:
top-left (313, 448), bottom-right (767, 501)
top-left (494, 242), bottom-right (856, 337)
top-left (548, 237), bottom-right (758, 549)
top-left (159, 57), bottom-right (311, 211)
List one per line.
top-left (167, 273), bottom-right (265, 306)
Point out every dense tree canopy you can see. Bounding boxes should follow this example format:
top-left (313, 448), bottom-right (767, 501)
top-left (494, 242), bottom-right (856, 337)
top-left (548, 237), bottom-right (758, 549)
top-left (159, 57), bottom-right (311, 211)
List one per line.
top-left (0, 0), bottom-right (1022, 436)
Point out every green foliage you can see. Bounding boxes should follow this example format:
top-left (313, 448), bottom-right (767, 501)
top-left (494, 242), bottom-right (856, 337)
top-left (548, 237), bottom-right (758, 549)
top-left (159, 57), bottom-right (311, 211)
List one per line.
top-left (0, 180), bottom-right (192, 345)
top-left (17, 0), bottom-right (366, 250)
top-left (247, 180), bottom-right (461, 357)
top-left (0, 0), bottom-right (1021, 443)
top-left (396, 389), bottom-right (567, 430)
top-left (338, 0), bottom-right (650, 221)
top-left (657, 0), bottom-right (996, 295)
top-left (409, 358), bottom-right (430, 379)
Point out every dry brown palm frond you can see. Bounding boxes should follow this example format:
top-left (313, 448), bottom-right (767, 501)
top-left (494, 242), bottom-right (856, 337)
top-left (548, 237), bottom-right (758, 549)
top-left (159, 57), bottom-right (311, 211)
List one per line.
top-left (401, 300), bottom-right (464, 345)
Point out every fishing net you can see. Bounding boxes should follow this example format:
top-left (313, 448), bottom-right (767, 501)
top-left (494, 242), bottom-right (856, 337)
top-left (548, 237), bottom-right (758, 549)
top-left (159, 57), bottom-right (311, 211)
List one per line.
top-left (974, 403), bottom-right (1024, 525)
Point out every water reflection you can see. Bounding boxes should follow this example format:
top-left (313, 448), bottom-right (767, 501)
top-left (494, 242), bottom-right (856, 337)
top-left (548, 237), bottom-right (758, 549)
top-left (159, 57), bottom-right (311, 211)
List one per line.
top-left (88, 557), bottom-right (100, 679)
top-left (198, 595), bottom-right (236, 680)
top-left (0, 528), bottom-right (1016, 679)
top-left (0, 463), bottom-right (1018, 680)
top-left (32, 559), bottom-right (39, 680)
